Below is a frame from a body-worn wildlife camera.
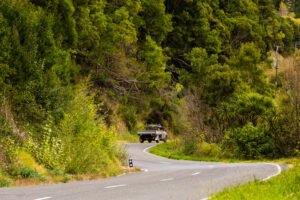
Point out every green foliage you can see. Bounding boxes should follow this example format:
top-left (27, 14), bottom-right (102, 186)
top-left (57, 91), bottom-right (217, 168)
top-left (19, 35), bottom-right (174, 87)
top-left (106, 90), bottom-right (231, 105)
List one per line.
top-left (0, 173), bottom-right (11, 187)
top-left (296, 2), bottom-right (300, 18)
top-left (0, 0), bottom-right (74, 126)
top-left (139, 36), bottom-right (171, 90)
top-left (195, 142), bottom-right (221, 158)
top-left (25, 130), bottom-right (65, 170)
top-left (233, 43), bottom-right (274, 95)
top-left (18, 167), bottom-right (40, 179)
top-left (0, 118), bottom-right (19, 172)
top-left (56, 80), bottom-right (122, 174)
top-left (235, 93), bottom-right (274, 126)
top-left (120, 106), bottom-right (137, 132)
top-left (139, 0), bottom-right (173, 44)
top-left (202, 64), bottom-right (241, 106)
top-left (22, 80), bottom-right (124, 175)
top-left (150, 141), bottom-right (229, 162)
top-left (222, 123), bottom-right (276, 159)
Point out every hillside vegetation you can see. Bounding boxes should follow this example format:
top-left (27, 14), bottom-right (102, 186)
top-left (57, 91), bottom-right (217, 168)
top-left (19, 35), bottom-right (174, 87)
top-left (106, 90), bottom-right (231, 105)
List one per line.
top-left (0, 0), bottom-right (299, 186)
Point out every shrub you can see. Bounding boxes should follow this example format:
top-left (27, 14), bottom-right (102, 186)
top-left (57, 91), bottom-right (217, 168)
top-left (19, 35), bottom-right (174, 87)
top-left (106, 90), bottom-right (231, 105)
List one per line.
top-left (17, 151), bottom-right (47, 176)
top-left (19, 167), bottom-right (40, 179)
top-left (57, 80), bottom-right (123, 174)
top-left (24, 131), bottom-right (66, 171)
top-left (222, 123), bottom-right (276, 159)
top-left (120, 106), bottom-right (137, 132)
top-left (0, 174), bottom-right (11, 187)
top-left (195, 142), bottom-right (221, 158)
top-left (181, 138), bottom-right (197, 155)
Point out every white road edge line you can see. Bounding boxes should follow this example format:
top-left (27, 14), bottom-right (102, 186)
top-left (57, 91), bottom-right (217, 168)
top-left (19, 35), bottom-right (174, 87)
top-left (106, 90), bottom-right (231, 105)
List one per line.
top-left (104, 184), bottom-right (128, 189)
top-left (160, 178), bottom-right (174, 182)
top-left (34, 197), bottom-right (52, 200)
top-left (142, 169), bottom-right (149, 172)
top-left (143, 146), bottom-right (153, 153)
top-left (263, 163), bottom-right (282, 181)
top-left (142, 145), bottom-right (165, 159)
top-left (192, 172), bottom-right (201, 176)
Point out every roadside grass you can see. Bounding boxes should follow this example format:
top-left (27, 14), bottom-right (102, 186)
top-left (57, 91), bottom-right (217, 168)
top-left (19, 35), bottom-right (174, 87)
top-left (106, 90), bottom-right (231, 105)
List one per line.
top-left (211, 159), bottom-right (300, 200)
top-left (118, 132), bottom-right (139, 143)
top-left (149, 141), bottom-right (297, 163)
top-left (0, 150), bottom-right (139, 187)
top-left (9, 167), bottom-right (139, 187)
top-left (150, 141), bottom-right (247, 163)
top-left (149, 142), bottom-right (220, 162)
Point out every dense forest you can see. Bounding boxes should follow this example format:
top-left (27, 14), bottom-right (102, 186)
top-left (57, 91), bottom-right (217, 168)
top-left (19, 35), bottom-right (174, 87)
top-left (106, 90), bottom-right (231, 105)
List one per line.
top-left (0, 0), bottom-right (299, 185)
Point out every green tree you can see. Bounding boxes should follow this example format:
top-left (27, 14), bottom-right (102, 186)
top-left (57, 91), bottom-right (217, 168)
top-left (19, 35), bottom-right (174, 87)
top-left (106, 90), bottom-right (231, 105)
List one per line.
top-left (139, 0), bottom-right (172, 44)
top-left (202, 65), bottom-right (241, 106)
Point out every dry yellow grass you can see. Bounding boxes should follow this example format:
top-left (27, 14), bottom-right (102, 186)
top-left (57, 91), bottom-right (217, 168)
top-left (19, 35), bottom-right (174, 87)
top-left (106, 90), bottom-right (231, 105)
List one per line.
top-left (291, 18), bottom-right (300, 24)
top-left (266, 50), bottom-right (300, 81)
top-left (12, 167), bottom-right (140, 187)
top-left (17, 151), bottom-right (47, 175)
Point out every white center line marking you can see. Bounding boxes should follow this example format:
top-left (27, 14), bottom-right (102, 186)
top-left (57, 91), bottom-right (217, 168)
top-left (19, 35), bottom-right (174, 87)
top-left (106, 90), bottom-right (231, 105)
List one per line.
top-left (104, 184), bottom-right (127, 189)
top-left (160, 178), bottom-right (174, 182)
top-left (160, 162), bottom-right (169, 164)
top-left (34, 197), bottom-right (52, 200)
top-left (117, 173), bottom-right (126, 177)
top-left (192, 172), bottom-right (201, 176)
top-left (143, 169), bottom-right (149, 172)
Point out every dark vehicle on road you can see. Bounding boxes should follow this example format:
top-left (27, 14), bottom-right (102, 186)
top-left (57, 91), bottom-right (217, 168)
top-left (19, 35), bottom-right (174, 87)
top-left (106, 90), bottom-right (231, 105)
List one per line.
top-left (137, 124), bottom-right (167, 143)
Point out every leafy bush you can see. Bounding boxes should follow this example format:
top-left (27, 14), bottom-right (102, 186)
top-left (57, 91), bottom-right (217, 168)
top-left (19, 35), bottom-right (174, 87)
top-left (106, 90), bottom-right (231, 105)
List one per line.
top-left (120, 106), bottom-right (137, 132)
top-left (0, 119), bottom-right (19, 172)
top-left (19, 167), bottom-right (40, 179)
top-left (24, 130), bottom-right (66, 171)
top-left (0, 174), bottom-right (11, 187)
top-left (57, 81), bottom-right (123, 174)
top-left (222, 123), bottom-right (276, 159)
top-left (195, 142), bottom-right (221, 158)
top-left (17, 151), bottom-right (47, 176)
top-left (182, 140), bottom-right (197, 155)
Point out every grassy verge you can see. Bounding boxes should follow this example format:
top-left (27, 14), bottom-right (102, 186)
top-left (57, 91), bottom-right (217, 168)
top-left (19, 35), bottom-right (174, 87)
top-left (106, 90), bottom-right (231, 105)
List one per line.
top-left (118, 132), bottom-right (139, 143)
top-left (10, 167), bottom-right (139, 187)
top-left (149, 142), bottom-right (222, 162)
top-left (0, 167), bottom-right (139, 187)
top-left (150, 141), bottom-right (249, 163)
top-left (211, 159), bottom-right (300, 200)
top-left (150, 141), bottom-right (298, 163)
top-left (0, 150), bottom-right (139, 188)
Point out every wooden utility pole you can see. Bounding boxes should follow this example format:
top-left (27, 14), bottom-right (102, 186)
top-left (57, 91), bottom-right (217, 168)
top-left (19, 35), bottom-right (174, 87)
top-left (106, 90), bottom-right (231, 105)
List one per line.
top-left (275, 46), bottom-right (280, 90)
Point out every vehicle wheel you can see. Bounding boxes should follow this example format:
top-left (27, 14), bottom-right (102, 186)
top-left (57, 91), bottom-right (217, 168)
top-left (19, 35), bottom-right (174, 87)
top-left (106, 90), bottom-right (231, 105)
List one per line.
top-left (156, 140), bottom-right (159, 143)
top-left (140, 138), bottom-right (144, 143)
top-left (163, 139), bottom-right (167, 143)
top-left (148, 139), bottom-right (152, 143)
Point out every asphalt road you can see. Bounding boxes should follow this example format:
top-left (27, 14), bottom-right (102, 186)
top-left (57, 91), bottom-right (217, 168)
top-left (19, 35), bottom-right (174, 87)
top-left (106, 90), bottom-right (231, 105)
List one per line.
top-left (0, 143), bottom-right (283, 200)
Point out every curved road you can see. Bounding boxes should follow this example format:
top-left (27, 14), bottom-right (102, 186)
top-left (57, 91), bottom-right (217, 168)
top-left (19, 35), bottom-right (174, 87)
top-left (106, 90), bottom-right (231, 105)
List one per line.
top-left (0, 143), bottom-right (283, 200)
